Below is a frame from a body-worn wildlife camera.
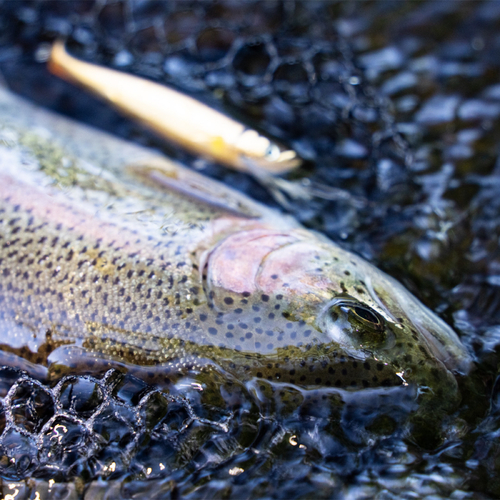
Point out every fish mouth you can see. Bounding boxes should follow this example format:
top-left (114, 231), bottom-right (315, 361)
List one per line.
top-left (367, 278), bottom-right (473, 376)
top-left (414, 318), bottom-right (473, 375)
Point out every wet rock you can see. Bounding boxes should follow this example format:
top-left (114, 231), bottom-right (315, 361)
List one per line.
top-left (163, 55), bottom-right (195, 79)
top-left (359, 46), bottom-right (405, 79)
top-left (335, 139), bottom-right (368, 158)
top-left (112, 50), bottom-right (133, 67)
top-left (205, 70), bottom-right (236, 89)
top-left (376, 158), bottom-right (409, 192)
top-left (415, 95), bottom-right (461, 124)
top-left (381, 72), bottom-right (418, 96)
top-left (483, 84), bottom-right (500, 100)
top-left (439, 61), bottom-right (483, 78)
top-left (458, 99), bottom-right (500, 121)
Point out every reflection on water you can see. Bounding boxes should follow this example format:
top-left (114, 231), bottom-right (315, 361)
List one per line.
top-left (1, 0), bottom-right (500, 498)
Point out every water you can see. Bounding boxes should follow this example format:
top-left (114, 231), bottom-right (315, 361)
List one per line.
top-left (0, 1), bottom-right (499, 498)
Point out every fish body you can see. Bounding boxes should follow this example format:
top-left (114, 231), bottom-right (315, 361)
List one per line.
top-left (0, 87), bottom-right (471, 415)
top-left (48, 41), bottom-right (300, 174)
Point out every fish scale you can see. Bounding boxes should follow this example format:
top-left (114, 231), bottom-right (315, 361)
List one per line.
top-left (0, 87), bottom-right (471, 424)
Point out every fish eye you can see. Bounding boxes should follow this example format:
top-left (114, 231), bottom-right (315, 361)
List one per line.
top-left (319, 296), bottom-right (393, 350)
top-left (264, 144), bottom-right (280, 161)
top-left (349, 305), bottom-right (383, 329)
top-left (331, 300), bottom-right (385, 334)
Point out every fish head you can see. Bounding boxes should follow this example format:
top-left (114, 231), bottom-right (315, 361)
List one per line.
top-left (203, 226), bottom-right (472, 394)
top-left (234, 129), bottom-right (302, 173)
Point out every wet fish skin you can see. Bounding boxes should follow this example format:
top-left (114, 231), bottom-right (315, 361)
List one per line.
top-left (0, 87), bottom-right (470, 418)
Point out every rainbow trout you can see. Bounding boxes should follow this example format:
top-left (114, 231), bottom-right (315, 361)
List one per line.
top-left (0, 86), bottom-right (471, 415)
